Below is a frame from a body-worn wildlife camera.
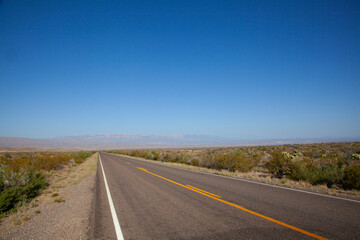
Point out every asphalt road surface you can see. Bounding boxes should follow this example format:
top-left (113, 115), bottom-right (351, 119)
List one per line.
top-left (89, 152), bottom-right (360, 240)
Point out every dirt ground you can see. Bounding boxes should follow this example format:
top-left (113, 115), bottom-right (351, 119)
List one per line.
top-left (0, 153), bottom-right (98, 240)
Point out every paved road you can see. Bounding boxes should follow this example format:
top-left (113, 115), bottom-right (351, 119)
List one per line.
top-left (90, 152), bottom-right (360, 239)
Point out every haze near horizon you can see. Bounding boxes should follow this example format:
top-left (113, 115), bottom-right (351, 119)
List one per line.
top-left (1, 0), bottom-right (359, 140)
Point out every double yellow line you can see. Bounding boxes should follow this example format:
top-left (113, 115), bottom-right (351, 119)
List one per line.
top-left (137, 167), bottom-right (327, 240)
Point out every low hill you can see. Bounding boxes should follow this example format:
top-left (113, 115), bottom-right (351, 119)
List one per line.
top-left (1, 135), bottom-right (359, 150)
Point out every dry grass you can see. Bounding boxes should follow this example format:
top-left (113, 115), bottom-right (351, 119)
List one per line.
top-left (45, 152), bottom-right (98, 194)
top-left (0, 151), bottom-right (93, 172)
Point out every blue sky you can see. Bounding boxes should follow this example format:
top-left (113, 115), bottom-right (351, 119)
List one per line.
top-left (0, 0), bottom-right (359, 139)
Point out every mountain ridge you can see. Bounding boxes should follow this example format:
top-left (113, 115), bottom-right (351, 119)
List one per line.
top-left (0, 134), bottom-right (359, 150)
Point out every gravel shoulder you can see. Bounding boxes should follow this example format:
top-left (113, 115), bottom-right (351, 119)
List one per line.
top-left (0, 152), bottom-right (98, 240)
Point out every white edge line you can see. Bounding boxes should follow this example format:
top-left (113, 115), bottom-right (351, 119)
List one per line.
top-left (99, 153), bottom-right (125, 240)
top-left (105, 152), bottom-right (360, 204)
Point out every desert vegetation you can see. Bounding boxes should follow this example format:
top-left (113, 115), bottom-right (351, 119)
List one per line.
top-left (0, 151), bottom-right (93, 216)
top-left (106, 142), bottom-right (360, 191)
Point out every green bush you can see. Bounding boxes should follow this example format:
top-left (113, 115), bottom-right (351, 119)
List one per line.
top-left (287, 159), bottom-right (344, 188)
top-left (0, 166), bottom-right (8, 192)
top-left (288, 161), bottom-right (307, 181)
top-left (74, 151), bottom-right (92, 164)
top-left (145, 151), bottom-right (160, 160)
top-left (214, 154), bottom-right (255, 172)
top-left (75, 151), bottom-right (92, 159)
top-left (191, 159), bottom-right (199, 166)
top-left (0, 172), bottom-right (47, 214)
top-left (0, 187), bottom-right (22, 214)
top-left (264, 151), bottom-right (291, 178)
top-left (304, 164), bottom-right (342, 188)
top-left (169, 158), bottom-right (178, 163)
top-left (342, 165), bottom-right (360, 190)
top-left (179, 160), bottom-right (188, 165)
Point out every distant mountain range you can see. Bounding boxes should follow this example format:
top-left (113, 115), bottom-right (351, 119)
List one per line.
top-left (0, 134), bottom-right (230, 149)
top-left (0, 134), bottom-right (359, 150)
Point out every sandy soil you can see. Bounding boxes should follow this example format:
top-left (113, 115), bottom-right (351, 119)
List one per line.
top-left (0, 153), bottom-right (98, 240)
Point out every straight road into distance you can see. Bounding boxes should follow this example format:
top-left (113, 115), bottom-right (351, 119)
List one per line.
top-left (90, 152), bottom-right (360, 239)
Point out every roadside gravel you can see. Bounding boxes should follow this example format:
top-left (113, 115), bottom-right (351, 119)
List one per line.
top-left (0, 153), bottom-right (98, 240)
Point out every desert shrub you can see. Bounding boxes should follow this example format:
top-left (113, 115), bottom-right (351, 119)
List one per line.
top-left (144, 151), bottom-right (153, 160)
top-left (54, 198), bottom-right (65, 203)
top-left (282, 152), bottom-right (294, 160)
top-left (166, 158), bottom-right (176, 163)
top-left (0, 187), bottom-right (22, 214)
top-left (200, 154), bottom-right (214, 168)
top-left (129, 150), bottom-right (148, 158)
top-left (146, 151), bottom-right (160, 160)
top-left (213, 153), bottom-right (255, 172)
top-left (213, 154), bottom-right (236, 171)
top-left (287, 158), bottom-right (343, 187)
top-left (191, 159), bottom-right (199, 166)
top-left (0, 166), bottom-right (8, 192)
top-left (304, 163), bottom-right (342, 188)
top-left (75, 151), bottom-right (91, 159)
top-left (74, 152), bottom-right (92, 163)
top-left (180, 154), bottom-right (190, 162)
top-left (0, 172), bottom-right (47, 214)
top-left (179, 160), bottom-right (188, 165)
top-left (157, 153), bottom-right (188, 164)
top-left (2, 168), bottom-right (34, 190)
top-left (160, 153), bottom-right (171, 162)
top-left (342, 165), bottom-right (360, 190)
top-left (0, 152), bottom-right (93, 172)
top-left (234, 150), bottom-right (245, 156)
top-left (292, 151), bottom-right (303, 157)
top-left (287, 160), bottom-right (307, 181)
top-left (264, 150), bottom-right (292, 178)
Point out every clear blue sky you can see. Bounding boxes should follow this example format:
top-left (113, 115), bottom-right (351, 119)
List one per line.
top-left (0, 0), bottom-right (359, 139)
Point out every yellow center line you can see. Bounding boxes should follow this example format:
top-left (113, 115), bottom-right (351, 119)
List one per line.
top-left (186, 185), bottom-right (222, 198)
top-left (136, 168), bottom-right (223, 198)
top-left (126, 162), bottom-right (131, 164)
top-left (137, 167), bottom-right (327, 240)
